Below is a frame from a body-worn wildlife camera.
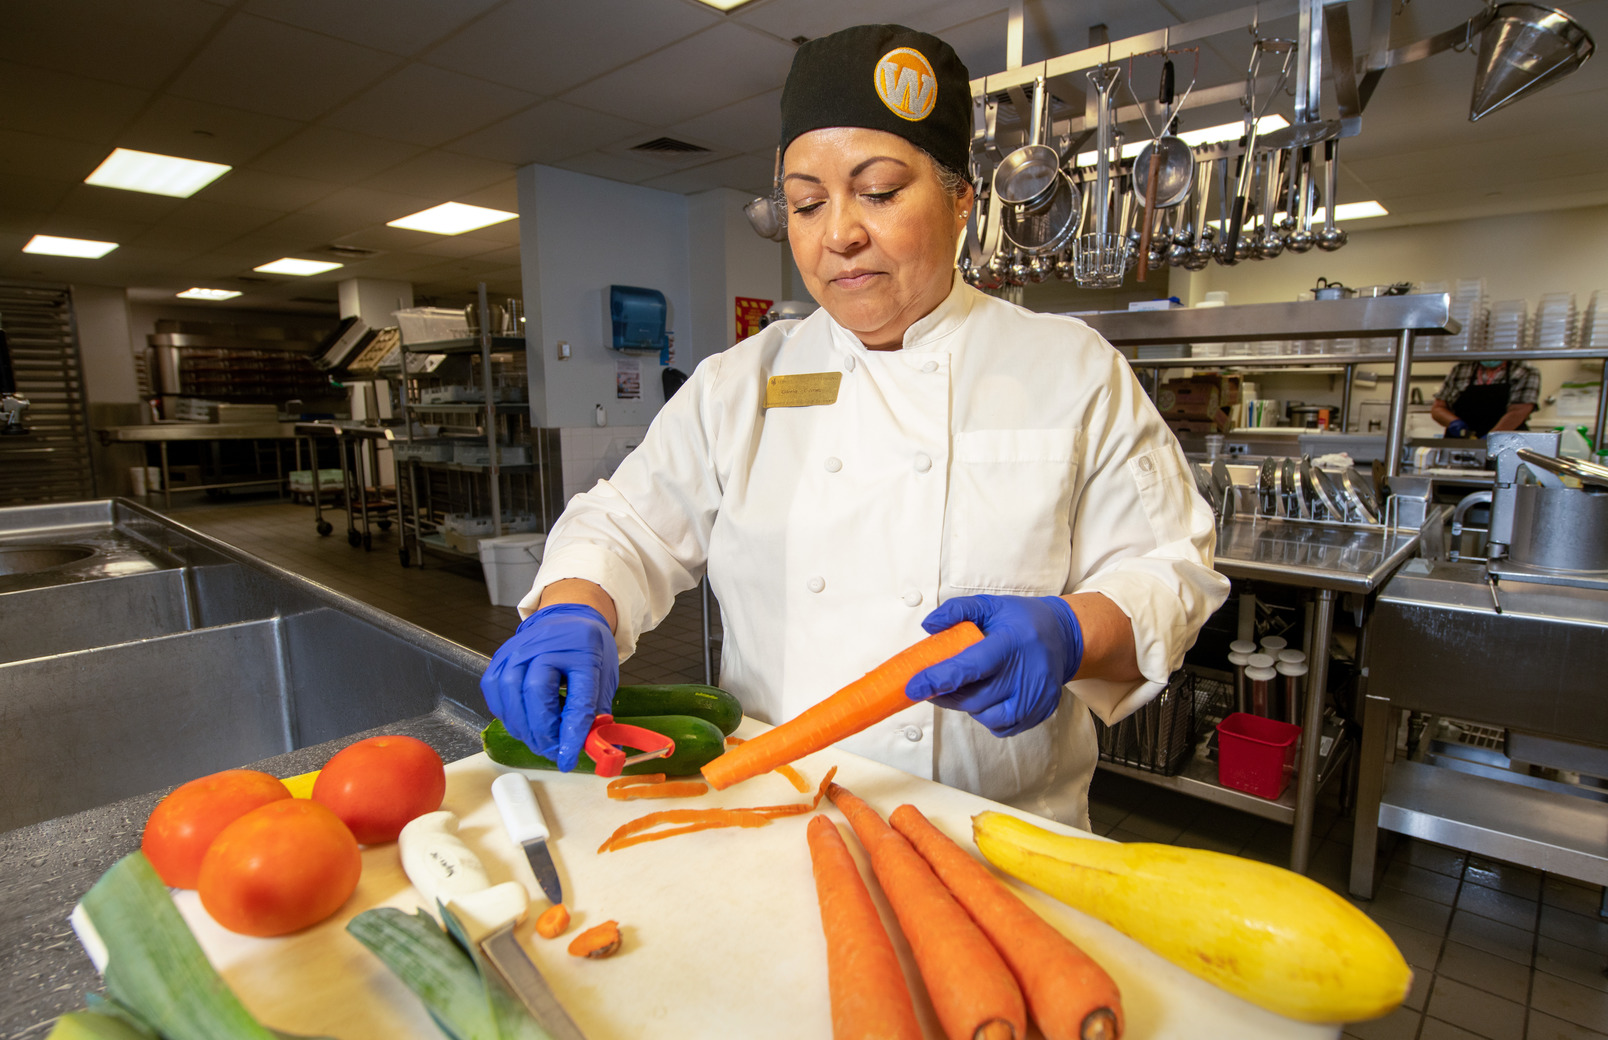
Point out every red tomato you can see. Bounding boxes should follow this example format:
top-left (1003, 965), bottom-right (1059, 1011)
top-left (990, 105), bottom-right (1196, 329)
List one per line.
top-left (197, 799), bottom-right (362, 937)
top-left (311, 735), bottom-right (446, 845)
top-left (141, 769), bottom-right (291, 889)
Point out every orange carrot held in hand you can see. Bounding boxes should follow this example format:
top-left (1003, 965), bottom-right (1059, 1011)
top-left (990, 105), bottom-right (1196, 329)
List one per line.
top-left (890, 805), bottom-right (1124, 1040)
top-left (829, 783), bottom-right (1026, 1040)
top-left (702, 622), bottom-right (984, 790)
top-left (807, 815), bottom-right (923, 1040)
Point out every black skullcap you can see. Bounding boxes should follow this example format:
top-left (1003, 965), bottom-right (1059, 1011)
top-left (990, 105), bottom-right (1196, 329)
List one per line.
top-left (779, 24), bottom-right (971, 178)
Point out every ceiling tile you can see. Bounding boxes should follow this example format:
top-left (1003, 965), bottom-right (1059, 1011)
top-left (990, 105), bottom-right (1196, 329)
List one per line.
top-left (407, 234), bottom-right (513, 259)
top-left (300, 186), bottom-right (441, 226)
top-left (474, 246), bottom-right (522, 266)
top-left (0, 130), bottom-right (108, 182)
top-left (0, 210), bottom-right (51, 236)
top-left (423, 0), bottom-right (719, 96)
top-left (446, 100), bottom-right (651, 166)
top-left (455, 177), bottom-right (520, 212)
top-left (117, 96), bottom-right (305, 167)
top-left (323, 64), bottom-right (539, 148)
top-left (666, 89), bottom-right (783, 155)
top-left (554, 150), bottom-right (676, 186)
top-left (0, 0), bottom-right (229, 90)
top-left (129, 224), bottom-right (240, 257)
top-left (246, 125), bottom-right (426, 182)
top-left (562, 23), bottom-right (796, 127)
top-left (167, 13), bottom-right (401, 122)
top-left (163, 197), bottom-right (285, 236)
top-left (242, 0), bottom-right (502, 57)
top-left (639, 151), bottom-right (774, 196)
top-left (200, 168), bottom-right (341, 211)
top-left (55, 184), bottom-right (183, 225)
top-left (0, 60), bottom-right (151, 143)
top-left (328, 252), bottom-right (443, 278)
top-left (0, 174), bottom-right (74, 213)
top-left (249, 210), bottom-right (376, 246)
top-left (358, 149), bottom-right (514, 199)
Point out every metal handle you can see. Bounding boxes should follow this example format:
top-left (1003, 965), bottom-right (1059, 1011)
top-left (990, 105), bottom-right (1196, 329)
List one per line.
top-left (1516, 447), bottom-right (1608, 489)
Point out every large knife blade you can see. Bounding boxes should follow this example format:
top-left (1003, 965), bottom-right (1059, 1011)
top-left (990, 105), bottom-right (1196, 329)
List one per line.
top-left (491, 772), bottom-right (563, 905)
top-left (399, 811), bottom-right (588, 1040)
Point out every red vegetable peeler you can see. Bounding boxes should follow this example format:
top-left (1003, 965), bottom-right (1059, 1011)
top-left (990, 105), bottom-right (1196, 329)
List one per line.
top-left (583, 714), bottom-right (676, 778)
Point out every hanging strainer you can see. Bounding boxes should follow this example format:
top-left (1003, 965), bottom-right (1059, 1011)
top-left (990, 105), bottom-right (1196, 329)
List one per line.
top-left (1073, 232), bottom-right (1131, 288)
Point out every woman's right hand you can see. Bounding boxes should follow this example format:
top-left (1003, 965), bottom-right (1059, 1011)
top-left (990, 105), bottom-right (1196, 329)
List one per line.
top-left (480, 603), bottom-right (620, 771)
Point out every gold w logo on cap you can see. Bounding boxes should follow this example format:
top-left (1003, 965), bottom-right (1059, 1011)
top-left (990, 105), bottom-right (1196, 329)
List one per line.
top-left (875, 48), bottom-right (937, 121)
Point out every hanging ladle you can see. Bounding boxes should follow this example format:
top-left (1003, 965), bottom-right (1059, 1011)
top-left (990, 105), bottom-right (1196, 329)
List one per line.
top-left (1225, 36), bottom-right (1295, 262)
top-left (1316, 137), bottom-right (1348, 251)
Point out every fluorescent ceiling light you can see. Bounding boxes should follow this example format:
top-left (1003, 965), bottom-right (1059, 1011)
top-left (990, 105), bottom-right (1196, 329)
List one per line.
top-left (1073, 115), bottom-right (1291, 167)
top-left (84, 148), bottom-right (230, 198)
top-left (689, 0), bottom-right (753, 9)
top-left (176, 287), bottom-right (242, 301)
top-left (254, 257), bottom-right (343, 276)
top-left (387, 202), bottom-right (518, 235)
top-left (23, 234), bottom-right (118, 259)
top-left (1209, 200), bottom-right (1390, 231)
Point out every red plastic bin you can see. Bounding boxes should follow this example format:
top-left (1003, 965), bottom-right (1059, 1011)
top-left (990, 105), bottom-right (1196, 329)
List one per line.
top-left (1217, 712), bottom-right (1303, 800)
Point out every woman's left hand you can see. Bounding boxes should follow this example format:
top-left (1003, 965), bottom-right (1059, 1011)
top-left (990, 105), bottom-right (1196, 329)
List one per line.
top-left (906, 594), bottom-right (1084, 737)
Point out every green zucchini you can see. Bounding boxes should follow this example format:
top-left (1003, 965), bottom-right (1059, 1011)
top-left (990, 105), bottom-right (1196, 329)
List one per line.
top-left (482, 714), bottom-right (726, 776)
top-left (606, 683), bottom-right (743, 736)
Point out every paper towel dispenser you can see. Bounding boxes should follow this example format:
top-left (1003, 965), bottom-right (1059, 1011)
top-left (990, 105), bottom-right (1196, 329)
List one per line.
top-left (606, 285), bottom-right (670, 353)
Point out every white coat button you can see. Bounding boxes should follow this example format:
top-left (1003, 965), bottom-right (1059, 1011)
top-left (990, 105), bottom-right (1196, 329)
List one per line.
top-left (921, 360), bottom-right (938, 373)
top-left (807, 576), bottom-right (825, 593)
top-left (843, 356), bottom-right (856, 372)
top-left (824, 457), bottom-right (842, 473)
top-left (903, 589), bottom-right (923, 607)
top-left (914, 453), bottom-right (932, 473)
top-left (1139, 456), bottom-right (1154, 472)
top-left (903, 726), bottom-right (923, 742)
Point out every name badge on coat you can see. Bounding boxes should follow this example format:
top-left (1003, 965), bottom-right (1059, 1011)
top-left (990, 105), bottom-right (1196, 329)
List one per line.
top-left (765, 372), bottom-right (842, 409)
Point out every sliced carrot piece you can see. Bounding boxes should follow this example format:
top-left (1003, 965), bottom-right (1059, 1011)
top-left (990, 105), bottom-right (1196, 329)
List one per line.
top-left (776, 762), bottom-right (810, 793)
top-left (534, 903), bottom-right (570, 939)
top-left (567, 920), bottom-right (621, 958)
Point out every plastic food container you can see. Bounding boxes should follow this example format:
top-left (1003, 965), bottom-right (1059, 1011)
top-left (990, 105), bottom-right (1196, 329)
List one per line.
top-left (1217, 712), bottom-right (1302, 799)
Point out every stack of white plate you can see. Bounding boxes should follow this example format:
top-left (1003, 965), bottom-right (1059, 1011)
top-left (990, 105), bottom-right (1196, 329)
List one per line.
top-left (1581, 291), bottom-right (1604, 349)
top-left (1486, 299), bottom-right (1528, 353)
top-left (1533, 292), bottom-right (1579, 350)
top-left (1442, 278), bottom-right (1488, 351)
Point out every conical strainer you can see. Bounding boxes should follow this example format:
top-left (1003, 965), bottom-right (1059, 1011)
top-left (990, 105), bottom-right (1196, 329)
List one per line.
top-left (1470, 3), bottom-right (1594, 121)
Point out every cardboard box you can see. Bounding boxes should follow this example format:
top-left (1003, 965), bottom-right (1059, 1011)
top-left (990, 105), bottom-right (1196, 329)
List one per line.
top-left (1166, 412), bottom-right (1232, 435)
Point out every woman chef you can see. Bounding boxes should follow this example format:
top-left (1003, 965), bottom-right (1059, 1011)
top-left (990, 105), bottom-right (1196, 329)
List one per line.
top-left (482, 25), bottom-right (1228, 827)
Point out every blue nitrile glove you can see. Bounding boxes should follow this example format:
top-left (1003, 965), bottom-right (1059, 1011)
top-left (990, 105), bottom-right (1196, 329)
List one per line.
top-left (480, 603), bottom-right (619, 771)
top-left (906, 594), bottom-right (1084, 738)
top-left (1446, 419), bottom-right (1470, 438)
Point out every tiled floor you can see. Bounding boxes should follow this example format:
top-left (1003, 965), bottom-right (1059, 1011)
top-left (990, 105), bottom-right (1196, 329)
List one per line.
top-left (166, 493), bottom-right (1608, 1039)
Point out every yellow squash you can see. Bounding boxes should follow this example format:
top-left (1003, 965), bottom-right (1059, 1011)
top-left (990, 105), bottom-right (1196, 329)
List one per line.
top-left (972, 810), bottom-right (1411, 1024)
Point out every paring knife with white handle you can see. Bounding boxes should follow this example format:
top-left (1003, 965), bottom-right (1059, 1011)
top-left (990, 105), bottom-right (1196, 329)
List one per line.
top-left (491, 772), bottom-right (563, 906)
top-left (398, 811), bottom-right (587, 1040)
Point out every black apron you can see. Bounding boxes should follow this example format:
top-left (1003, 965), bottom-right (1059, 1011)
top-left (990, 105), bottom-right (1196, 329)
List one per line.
top-left (1452, 363), bottom-right (1524, 437)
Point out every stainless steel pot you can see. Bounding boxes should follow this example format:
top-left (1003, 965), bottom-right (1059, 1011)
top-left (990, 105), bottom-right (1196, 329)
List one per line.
top-left (1509, 483), bottom-right (1608, 572)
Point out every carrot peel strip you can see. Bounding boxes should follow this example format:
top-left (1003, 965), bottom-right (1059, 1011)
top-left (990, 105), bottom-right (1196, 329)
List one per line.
top-left (596, 767), bottom-right (838, 853)
top-left (776, 762), bottom-right (810, 793)
top-left (606, 781), bottom-right (709, 801)
top-left (701, 622), bottom-right (984, 790)
top-left (605, 774), bottom-right (667, 793)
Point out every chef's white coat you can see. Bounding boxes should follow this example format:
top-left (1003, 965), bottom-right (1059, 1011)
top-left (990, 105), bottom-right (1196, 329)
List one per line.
top-left (522, 274), bottom-right (1228, 826)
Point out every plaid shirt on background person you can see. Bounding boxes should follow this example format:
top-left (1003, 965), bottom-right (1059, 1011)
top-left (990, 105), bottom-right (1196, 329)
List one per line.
top-left (1434, 360), bottom-right (1542, 409)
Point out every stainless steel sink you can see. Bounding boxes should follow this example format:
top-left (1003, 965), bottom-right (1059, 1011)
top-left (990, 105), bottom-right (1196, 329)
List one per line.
top-left (0, 544), bottom-right (95, 575)
top-left (0, 499), bottom-right (493, 834)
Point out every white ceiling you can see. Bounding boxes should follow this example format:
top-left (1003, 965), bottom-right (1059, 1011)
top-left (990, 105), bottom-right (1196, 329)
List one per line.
top-left (0, 0), bottom-right (1603, 314)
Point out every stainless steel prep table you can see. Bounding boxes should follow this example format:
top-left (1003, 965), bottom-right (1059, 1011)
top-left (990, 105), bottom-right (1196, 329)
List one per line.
top-left (1349, 560), bottom-right (1608, 899)
top-left (295, 421), bottom-right (399, 548)
top-left (96, 421), bottom-right (301, 509)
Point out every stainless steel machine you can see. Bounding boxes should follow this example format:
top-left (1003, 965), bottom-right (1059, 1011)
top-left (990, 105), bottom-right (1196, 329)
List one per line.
top-left (1351, 431), bottom-right (1608, 903)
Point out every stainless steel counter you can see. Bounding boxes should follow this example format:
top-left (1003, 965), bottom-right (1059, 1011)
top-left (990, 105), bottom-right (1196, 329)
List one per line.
top-left (1349, 559), bottom-right (1608, 898)
top-left (1214, 518), bottom-right (1422, 592)
top-left (95, 423), bottom-right (303, 508)
top-left (0, 499), bottom-right (496, 1037)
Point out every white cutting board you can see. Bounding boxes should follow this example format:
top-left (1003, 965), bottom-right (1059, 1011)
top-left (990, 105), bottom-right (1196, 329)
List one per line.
top-left (171, 719), bottom-right (1343, 1040)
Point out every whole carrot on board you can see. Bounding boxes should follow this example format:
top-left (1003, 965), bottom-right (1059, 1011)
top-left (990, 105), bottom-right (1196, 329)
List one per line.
top-left (701, 622), bottom-right (984, 790)
top-left (806, 815), bottom-right (924, 1040)
top-left (828, 783), bottom-right (1026, 1040)
top-left (889, 804), bottom-right (1124, 1040)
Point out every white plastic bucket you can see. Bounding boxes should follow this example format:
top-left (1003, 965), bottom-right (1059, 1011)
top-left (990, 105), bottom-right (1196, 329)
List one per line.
top-left (477, 533), bottom-right (546, 607)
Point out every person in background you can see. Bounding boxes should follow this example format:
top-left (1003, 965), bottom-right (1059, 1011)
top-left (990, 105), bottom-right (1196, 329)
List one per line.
top-left (1431, 358), bottom-right (1540, 438)
top-left (480, 24), bottom-right (1228, 828)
